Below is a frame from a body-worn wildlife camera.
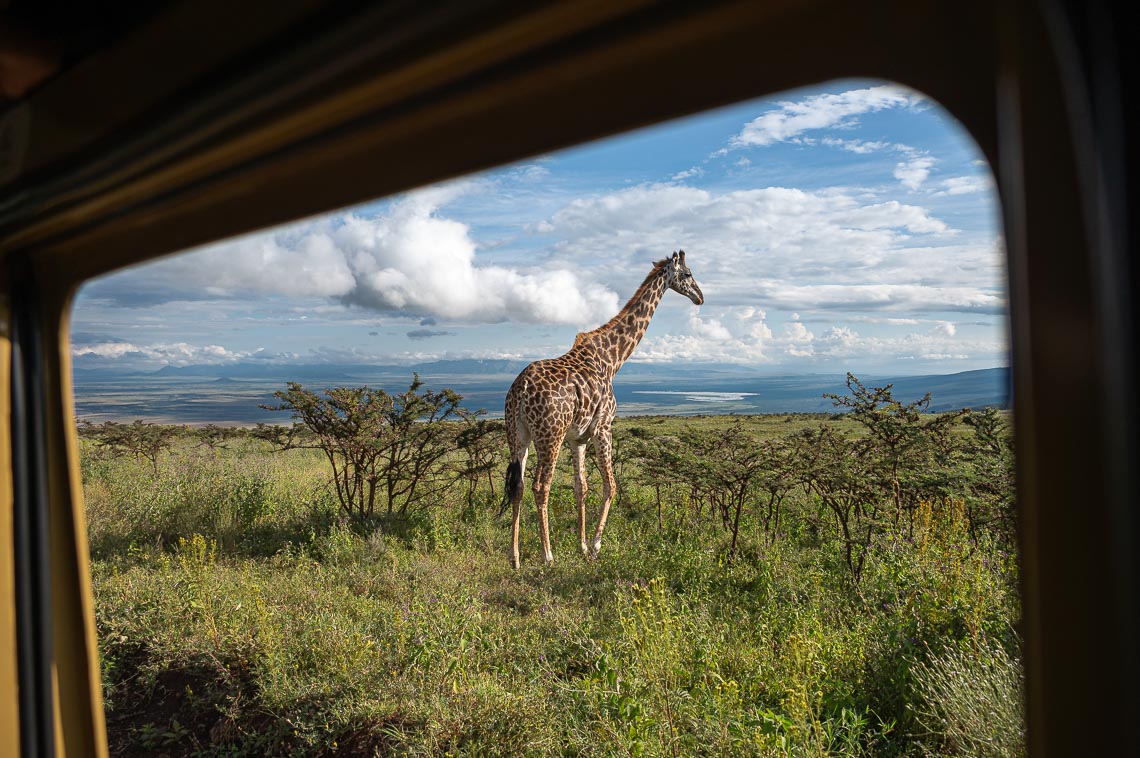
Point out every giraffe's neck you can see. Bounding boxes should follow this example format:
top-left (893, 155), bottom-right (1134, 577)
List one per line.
top-left (573, 263), bottom-right (669, 379)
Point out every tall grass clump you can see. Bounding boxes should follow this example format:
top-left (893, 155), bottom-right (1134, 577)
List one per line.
top-left (82, 436), bottom-right (334, 560)
top-left (911, 638), bottom-right (1025, 757)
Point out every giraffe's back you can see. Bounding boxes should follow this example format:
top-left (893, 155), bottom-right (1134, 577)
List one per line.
top-left (507, 353), bottom-right (613, 449)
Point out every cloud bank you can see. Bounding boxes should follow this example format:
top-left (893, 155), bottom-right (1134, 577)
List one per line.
top-left (73, 341), bottom-right (251, 366)
top-left (539, 183), bottom-right (1002, 314)
top-left (635, 306), bottom-right (1002, 366)
top-left (100, 185), bottom-right (619, 326)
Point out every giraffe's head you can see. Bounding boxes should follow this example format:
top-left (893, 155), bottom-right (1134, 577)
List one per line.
top-left (665, 250), bottom-right (704, 305)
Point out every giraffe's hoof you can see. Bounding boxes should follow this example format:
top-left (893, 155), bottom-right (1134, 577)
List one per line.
top-left (580, 542), bottom-right (590, 558)
top-left (509, 555), bottom-right (520, 570)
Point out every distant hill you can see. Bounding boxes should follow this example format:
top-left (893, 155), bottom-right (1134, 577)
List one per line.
top-left (410, 358), bottom-right (530, 375)
top-left (72, 362), bottom-right (1009, 424)
top-left (614, 367), bottom-right (1008, 415)
top-left (149, 363), bottom-right (361, 380)
top-left (858, 369), bottom-right (1011, 412)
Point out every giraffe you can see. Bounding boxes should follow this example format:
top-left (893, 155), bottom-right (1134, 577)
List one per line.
top-left (503, 250), bottom-right (704, 568)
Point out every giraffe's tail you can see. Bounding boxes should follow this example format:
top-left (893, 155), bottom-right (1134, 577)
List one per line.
top-left (504, 460), bottom-right (523, 510)
top-left (500, 384), bottom-right (525, 517)
top-left (497, 459), bottom-right (523, 518)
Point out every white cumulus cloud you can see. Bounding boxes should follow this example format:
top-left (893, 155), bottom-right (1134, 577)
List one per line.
top-left (933, 175), bottom-right (995, 196)
top-left (687, 313), bottom-right (733, 341)
top-left (820, 137), bottom-right (892, 154)
top-left (635, 311), bottom-right (999, 367)
top-left (895, 155), bottom-right (937, 191)
top-left (750, 282), bottom-right (1004, 313)
top-left (107, 184), bottom-right (619, 326)
top-left (730, 84), bottom-right (925, 148)
top-left (72, 341), bottom-right (250, 366)
top-left (537, 183), bottom-right (1001, 315)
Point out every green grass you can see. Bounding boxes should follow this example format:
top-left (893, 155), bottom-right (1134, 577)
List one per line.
top-left (85, 415), bottom-right (1022, 756)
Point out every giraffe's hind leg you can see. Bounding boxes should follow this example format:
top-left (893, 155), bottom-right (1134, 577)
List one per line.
top-left (508, 447), bottom-right (528, 569)
top-left (571, 442), bottom-right (589, 557)
top-left (532, 441), bottom-right (561, 565)
top-left (506, 389), bottom-right (531, 570)
top-left (590, 426), bottom-right (617, 558)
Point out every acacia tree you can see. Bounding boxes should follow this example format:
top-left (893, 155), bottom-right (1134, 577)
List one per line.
top-left (790, 426), bottom-right (881, 582)
top-left (754, 437), bottom-right (797, 543)
top-left (251, 421), bottom-right (311, 450)
top-left (453, 414), bottom-right (506, 511)
top-left (608, 426), bottom-right (639, 510)
top-left (960, 407), bottom-right (1016, 545)
top-left (86, 420), bottom-right (179, 475)
top-left (647, 422), bottom-right (798, 557)
top-left (379, 377), bottom-right (464, 515)
top-left (682, 422), bottom-right (774, 557)
top-left (193, 424), bottom-right (241, 453)
top-left (262, 384), bottom-right (389, 519)
top-left (825, 373), bottom-right (965, 528)
top-left (262, 375), bottom-right (463, 519)
top-left (624, 429), bottom-right (686, 529)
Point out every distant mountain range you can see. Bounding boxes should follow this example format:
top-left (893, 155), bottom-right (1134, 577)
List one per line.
top-left (72, 361), bottom-right (1009, 424)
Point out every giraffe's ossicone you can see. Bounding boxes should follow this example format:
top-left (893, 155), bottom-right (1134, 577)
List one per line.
top-left (503, 250), bottom-right (704, 568)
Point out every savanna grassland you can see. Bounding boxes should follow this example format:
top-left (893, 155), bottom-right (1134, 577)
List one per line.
top-left (83, 378), bottom-right (1021, 757)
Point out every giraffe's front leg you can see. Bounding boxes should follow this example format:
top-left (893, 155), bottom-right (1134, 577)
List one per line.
top-left (590, 428), bottom-right (617, 559)
top-left (571, 443), bottom-right (589, 557)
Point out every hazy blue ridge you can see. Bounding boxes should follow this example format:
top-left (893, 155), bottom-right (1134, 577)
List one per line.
top-left (72, 362), bottom-right (1008, 424)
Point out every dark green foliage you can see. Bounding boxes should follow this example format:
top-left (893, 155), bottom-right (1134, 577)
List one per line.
top-left (674, 422), bottom-right (795, 557)
top-left (960, 407), bottom-right (1017, 544)
top-left (825, 372), bottom-right (966, 525)
top-left (620, 427), bottom-right (686, 528)
top-left (790, 374), bottom-right (983, 582)
top-left (82, 419), bottom-right (180, 474)
top-left (191, 423), bottom-right (241, 452)
top-left (453, 414), bottom-right (506, 512)
top-left (790, 424), bottom-right (882, 581)
top-left (260, 374), bottom-right (463, 519)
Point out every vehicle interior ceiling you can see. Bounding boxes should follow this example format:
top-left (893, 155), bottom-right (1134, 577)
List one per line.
top-left (1, 0), bottom-right (1136, 756)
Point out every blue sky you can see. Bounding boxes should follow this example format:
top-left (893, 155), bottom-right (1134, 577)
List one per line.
top-left (71, 79), bottom-right (1007, 375)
